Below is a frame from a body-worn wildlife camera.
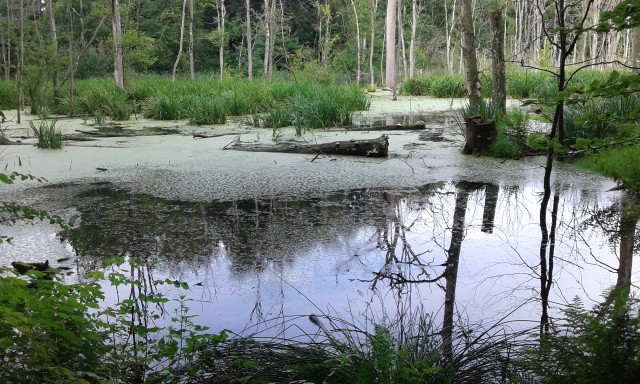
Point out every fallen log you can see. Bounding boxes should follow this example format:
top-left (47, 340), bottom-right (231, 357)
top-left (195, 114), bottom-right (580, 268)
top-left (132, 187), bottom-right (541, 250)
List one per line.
top-left (225, 135), bottom-right (389, 158)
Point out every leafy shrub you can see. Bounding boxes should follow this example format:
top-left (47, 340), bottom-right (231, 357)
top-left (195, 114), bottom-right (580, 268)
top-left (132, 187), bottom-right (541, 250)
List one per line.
top-left (564, 94), bottom-right (640, 147)
top-left (489, 136), bottom-right (520, 158)
top-left (577, 145), bottom-right (640, 191)
top-left (525, 287), bottom-right (640, 384)
top-left (401, 77), bottom-right (432, 96)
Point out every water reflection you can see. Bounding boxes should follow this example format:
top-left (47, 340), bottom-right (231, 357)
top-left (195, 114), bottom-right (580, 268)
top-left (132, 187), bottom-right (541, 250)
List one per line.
top-left (0, 181), bottom-right (632, 336)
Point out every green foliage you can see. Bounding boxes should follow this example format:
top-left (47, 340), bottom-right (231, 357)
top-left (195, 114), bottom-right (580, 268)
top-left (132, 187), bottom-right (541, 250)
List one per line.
top-left (187, 94), bottom-right (227, 125)
top-left (0, 267), bottom-right (106, 383)
top-left (576, 145), bottom-right (640, 191)
top-left (30, 120), bottom-right (63, 149)
top-left (488, 136), bottom-right (521, 158)
top-left (430, 74), bottom-right (466, 98)
top-left (57, 79), bottom-right (132, 121)
top-left (143, 93), bottom-right (187, 120)
top-left (74, 48), bottom-right (111, 80)
top-left (525, 287), bottom-right (640, 384)
top-left (564, 94), bottom-right (640, 147)
top-left (0, 255), bottom-right (230, 383)
top-left (461, 99), bottom-right (501, 121)
top-left (400, 77), bottom-right (432, 96)
top-left (0, 80), bottom-right (18, 110)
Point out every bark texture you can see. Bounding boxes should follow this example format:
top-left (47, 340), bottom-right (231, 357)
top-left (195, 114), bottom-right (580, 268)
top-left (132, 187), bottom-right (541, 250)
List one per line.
top-left (460, 0), bottom-right (481, 107)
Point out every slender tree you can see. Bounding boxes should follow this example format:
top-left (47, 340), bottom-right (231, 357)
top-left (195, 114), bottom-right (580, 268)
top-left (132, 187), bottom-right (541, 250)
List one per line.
top-left (408, 0), bottom-right (418, 79)
top-left (188, 0), bottom-right (194, 80)
top-left (384, 0), bottom-right (397, 99)
top-left (369, 0), bottom-right (378, 86)
top-left (460, 0), bottom-right (481, 107)
top-left (17, 0), bottom-right (23, 123)
top-left (246, 0), bottom-right (253, 80)
top-left (263, 0), bottom-right (275, 79)
top-left (491, 9), bottom-right (506, 113)
top-left (47, 0), bottom-right (59, 98)
top-left (112, 0), bottom-right (125, 89)
top-left (172, 0), bottom-right (187, 82)
top-left (217, 0), bottom-right (226, 79)
top-left (350, 0), bottom-right (362, 85)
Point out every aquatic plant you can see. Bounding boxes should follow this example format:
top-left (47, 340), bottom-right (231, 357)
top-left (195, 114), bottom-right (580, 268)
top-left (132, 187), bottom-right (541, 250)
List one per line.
top-left (187, 94), bottom-right (228, 125)
top-left (30, 119), bottom-right (63, 149)
top-left (143, 93), bottom-right (187, 120)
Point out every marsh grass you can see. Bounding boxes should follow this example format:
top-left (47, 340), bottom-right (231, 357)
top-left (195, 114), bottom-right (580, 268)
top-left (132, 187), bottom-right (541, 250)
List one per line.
top-left (188, 95), bottom-right (227, 125)
top-left (30, 119), bottom-right (63, 149)
top-left (564, 94), bottom-right (640, 146)
top-left (0, 80), bottom-right (18, 110)
top-left (401, 70), bottom-right (610, 101)
top-left (191, 306), bottom-right (530, 384)
top-left (48, 77), bottom-right (368, 129)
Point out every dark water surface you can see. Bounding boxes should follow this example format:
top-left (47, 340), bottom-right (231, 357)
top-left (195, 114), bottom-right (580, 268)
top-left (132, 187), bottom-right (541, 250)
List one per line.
top-left (1, 180), bottom-right (629, 334)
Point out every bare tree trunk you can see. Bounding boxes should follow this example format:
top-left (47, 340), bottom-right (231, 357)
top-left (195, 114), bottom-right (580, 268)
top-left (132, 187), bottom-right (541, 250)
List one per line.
top-left (47, 0), bottom-right (59, 98)
top-left (445, 0), bottom-right (457, 74)
top-left (460, 0), bottom-right (481, 107)
top-left (350, 0), bottom-right (362, 85)
top-left (491, 9), bottom-right (505, 113)
top-left (218, 0), bottom-right (226, 79)
top-left (320, 0), bottom-right (331, 71)
top-left (112, 0), bottom-right (125, 89)
top-left (369, 0), bottom-right (378, 86)
top-left (246, 0), bottom-right (253, 80)
top-left (384, 0), bottom-right (397, 99)
top-left (2, 0), bottom-right (10, 82)
top-left (17, 0), bottom-right (24, 123)
top-left (397, 0), bottom-right (407, 81)
top-left (263, 0), bottom-right (275, 79)
top-left (408, 0), bottom-right (417, 78)
top-left (172, 0), bottom-right (187, 82)
top-left (188, 0), bottom-right (195, 80)
top-left (616, 194), bottom-right (638, 287)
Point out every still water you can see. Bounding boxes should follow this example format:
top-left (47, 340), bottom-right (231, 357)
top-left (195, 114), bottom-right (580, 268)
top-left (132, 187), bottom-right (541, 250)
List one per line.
top-left (1, 179), bottom-right (629, 335)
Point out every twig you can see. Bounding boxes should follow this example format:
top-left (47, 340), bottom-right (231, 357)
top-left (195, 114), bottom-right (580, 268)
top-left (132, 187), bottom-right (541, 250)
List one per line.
top-left (564, 135), bottom-right (640, 158)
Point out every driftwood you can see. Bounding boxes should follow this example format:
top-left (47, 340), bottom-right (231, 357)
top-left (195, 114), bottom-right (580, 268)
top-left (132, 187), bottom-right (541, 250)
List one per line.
top-left (226, 135), bottom-right (389, 158)
top-left (193, 132), bottom-right (242, 139)
top-left (344, 121), bottom-right (426, 131)
top-left (461, 116), bottom-right (497, 155)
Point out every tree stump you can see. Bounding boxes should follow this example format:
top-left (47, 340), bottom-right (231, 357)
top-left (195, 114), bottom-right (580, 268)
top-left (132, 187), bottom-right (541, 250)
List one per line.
top-left (461, 116), bottom-right (497, 155)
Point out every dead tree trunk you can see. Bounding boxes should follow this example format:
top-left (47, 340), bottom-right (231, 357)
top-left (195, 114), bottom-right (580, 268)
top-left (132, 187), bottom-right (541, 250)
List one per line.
top-left (112, 0), bottom-right (125, 89)
top-left (246, 0), bottom-right (253, 80)
top-left (461, 0), bottom-right (481, 107)
top-left (491, 9), bottom-right (506, 113)
top-left (384, 0), bottom-right (397, 99)
top-left (225, 135), bottom-right (389, 158)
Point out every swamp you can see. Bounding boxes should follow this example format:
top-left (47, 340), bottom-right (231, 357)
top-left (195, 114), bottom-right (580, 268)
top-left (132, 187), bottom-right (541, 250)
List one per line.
top-left (1, 0), bottom-right (640, 381)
